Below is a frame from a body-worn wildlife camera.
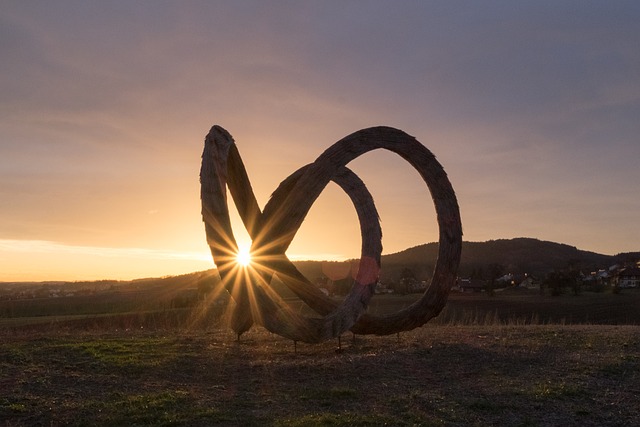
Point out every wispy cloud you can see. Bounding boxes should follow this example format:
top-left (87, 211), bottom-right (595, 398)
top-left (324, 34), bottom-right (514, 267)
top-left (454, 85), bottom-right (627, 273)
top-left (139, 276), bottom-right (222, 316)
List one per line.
top-left (286, 253), bottom-right (348, 262)
top-left (0, 239), bottom-right (210, 262)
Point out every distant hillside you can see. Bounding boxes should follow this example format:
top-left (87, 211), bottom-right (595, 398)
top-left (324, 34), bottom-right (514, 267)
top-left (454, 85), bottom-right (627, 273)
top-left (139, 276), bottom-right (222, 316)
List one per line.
top-left (294, 238), bottom-right (639, 283)
top-left (3, 238), bottom-right (637, 292)
top-left (379, 238), bottom-right (636, 281)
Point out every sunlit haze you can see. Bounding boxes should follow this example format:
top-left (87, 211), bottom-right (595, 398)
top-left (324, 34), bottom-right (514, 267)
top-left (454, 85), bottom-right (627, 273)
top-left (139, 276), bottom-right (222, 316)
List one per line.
top-left (1, 2), bottom-right (639, 281)
top-left (236, 245), bottom-right (252, 268)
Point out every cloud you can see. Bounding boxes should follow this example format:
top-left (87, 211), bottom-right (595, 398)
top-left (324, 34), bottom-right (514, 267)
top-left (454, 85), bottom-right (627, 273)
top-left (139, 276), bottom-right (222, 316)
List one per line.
top-left (0, 239), bottom-right (210, 262)
top-left (1, 1), bottom-right (639, 280)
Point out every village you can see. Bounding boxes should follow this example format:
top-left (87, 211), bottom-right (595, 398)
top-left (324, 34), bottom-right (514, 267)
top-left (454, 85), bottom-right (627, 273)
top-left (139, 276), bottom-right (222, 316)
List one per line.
top-left (1, 260), bottom-right (639, 303)
top-left (311, 261), bottom-right (640, 297)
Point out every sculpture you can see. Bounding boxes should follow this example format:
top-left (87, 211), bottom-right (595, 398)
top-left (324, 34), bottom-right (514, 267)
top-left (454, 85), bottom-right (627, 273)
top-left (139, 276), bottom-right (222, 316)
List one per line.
top-left (200, 126), bottom-right (462, 343)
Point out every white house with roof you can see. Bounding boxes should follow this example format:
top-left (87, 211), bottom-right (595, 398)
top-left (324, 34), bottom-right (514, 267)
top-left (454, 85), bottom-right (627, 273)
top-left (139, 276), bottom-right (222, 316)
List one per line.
top-left (617, 267), bottom-right (640, 288)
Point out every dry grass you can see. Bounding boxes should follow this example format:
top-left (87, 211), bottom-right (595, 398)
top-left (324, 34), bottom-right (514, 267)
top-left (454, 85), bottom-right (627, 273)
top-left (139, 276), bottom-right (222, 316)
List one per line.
top-left (1, 323), bottom-right (638, 426)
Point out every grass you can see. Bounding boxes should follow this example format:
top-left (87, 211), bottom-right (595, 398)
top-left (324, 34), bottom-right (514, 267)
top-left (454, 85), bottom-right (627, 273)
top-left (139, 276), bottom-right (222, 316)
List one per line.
top-left (1, 323), bottom-right (638, 426)
top-left (1, 289), bottom-right (639, 425)
top-left (3, 288), bottom-right (640, 330)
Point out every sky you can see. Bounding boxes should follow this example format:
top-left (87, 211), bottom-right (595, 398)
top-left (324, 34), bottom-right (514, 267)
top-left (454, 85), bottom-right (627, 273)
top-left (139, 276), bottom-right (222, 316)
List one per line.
top-left (1, 1), bottom-right (639, 281)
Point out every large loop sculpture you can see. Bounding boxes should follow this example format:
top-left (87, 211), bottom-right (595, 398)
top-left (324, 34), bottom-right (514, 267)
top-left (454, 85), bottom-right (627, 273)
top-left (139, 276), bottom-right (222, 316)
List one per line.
top-left (200, 125), bottom-right (462, 343)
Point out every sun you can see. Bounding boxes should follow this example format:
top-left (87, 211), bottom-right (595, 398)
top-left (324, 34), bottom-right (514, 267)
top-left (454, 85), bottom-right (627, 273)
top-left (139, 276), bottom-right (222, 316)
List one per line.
top-left (236, 245), bottom-right (252, 267)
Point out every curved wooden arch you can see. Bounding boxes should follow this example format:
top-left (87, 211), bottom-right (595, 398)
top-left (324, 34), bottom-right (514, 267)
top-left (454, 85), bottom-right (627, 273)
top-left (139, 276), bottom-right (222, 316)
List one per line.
top-left (200, 125), bottom-right (462, 342)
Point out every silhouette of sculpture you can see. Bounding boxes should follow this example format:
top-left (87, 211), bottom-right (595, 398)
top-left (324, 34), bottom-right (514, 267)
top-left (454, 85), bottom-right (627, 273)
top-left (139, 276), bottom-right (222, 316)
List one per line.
top-left (200, 126), bottom-right (462, 343)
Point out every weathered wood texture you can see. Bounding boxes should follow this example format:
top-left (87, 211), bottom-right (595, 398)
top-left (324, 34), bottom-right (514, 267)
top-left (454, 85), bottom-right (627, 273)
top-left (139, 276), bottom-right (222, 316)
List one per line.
top-left (200, 125), bottom-right (462, 343)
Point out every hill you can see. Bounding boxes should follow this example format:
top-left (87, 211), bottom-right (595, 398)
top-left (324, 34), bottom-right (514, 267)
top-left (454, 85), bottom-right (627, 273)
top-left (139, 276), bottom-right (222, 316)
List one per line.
top-left (381, 238), bottom-right (614, 279)
top-left (294, 238), bottom-right (639, 283)
top-left (2, 238), bottom-right (637, 292)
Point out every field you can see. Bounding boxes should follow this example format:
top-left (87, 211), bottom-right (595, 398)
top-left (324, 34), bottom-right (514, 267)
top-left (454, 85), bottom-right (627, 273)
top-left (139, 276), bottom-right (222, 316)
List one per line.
top-left (1, 290), bottom-right (639, 426)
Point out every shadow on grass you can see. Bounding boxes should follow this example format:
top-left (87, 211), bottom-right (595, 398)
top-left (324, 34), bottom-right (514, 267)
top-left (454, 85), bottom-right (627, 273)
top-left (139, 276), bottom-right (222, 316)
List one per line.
top-left (0, 325), bottom-right (638, 426)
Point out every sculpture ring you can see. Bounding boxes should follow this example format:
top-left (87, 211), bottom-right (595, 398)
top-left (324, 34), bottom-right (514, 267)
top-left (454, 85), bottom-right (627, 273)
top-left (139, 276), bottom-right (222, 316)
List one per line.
top-left (200, 126), bottom-right (462, 343)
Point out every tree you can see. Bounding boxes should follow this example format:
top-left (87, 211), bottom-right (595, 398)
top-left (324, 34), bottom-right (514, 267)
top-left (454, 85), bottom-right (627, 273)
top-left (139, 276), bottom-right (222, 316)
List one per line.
top-left (197, 276), bottom-right (217, 300)
top-left (485, 263), bottom-right (505, 297)
top-left (471, 267), bottom-right (485, 280)
top-left (399, 268), bottom-right (419, 293)
top-left (544, 271), bottom-right (572, 296)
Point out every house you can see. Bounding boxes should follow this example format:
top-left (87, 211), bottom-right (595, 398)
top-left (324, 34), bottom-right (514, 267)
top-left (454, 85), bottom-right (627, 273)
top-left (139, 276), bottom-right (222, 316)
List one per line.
top-left (518, 275), bottom-right (537, 289)
top-left (617, 267), bottom-right (640, 288)
top-left (496, 274), bottom-right (515, 286)
top-left (596, 269), bottom-right (611, 283)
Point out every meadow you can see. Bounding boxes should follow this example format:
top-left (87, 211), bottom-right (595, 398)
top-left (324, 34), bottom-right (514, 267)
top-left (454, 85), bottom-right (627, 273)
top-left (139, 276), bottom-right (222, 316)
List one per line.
top-left (1, 290), bottom-right (639, 426)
